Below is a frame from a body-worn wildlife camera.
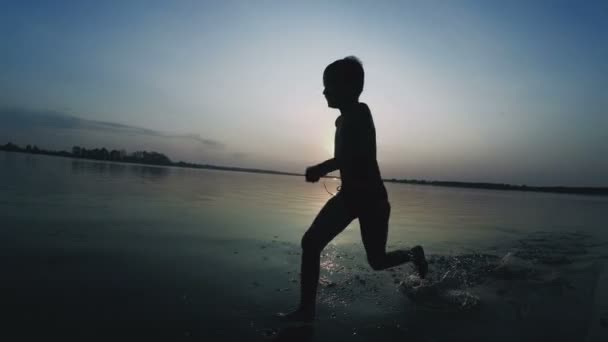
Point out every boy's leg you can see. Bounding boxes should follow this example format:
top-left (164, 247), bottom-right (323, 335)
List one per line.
top-left (359, 200), bottom-right (412, 270)
top-left (297, 193), bottom-right (356, 317)
top-left (359, 199), bottom-right (428, 277)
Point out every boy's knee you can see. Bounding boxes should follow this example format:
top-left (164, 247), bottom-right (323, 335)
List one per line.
top-left (301, 230), bottom-right (320, 252)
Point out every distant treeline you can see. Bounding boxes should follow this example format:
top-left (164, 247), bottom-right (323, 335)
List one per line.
top-left (1, 142), bottom-right (171, 165)
top-left (0, 142), bottom-right (300, 177)
top-left (384, 179), bottom-right (608, 196)
top-left (2, 142), bottom-right (607, 196)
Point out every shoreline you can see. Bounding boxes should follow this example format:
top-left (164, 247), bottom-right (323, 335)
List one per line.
top-left (1, 147), bottom-right (607, 196)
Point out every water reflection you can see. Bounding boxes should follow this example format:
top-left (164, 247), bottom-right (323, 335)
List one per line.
top-left (70, 159), bottom-right (169, 180)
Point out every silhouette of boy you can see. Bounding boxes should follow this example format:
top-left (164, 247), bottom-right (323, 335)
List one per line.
top-left (279, 56), bottom-right (428, 322)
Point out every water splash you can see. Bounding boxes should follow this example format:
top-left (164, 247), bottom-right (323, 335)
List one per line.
top-left (397, 232), bottom-right (604, 313)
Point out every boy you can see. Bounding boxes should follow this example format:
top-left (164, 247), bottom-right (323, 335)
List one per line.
top-left (280, 56), bottom-right (428, 322)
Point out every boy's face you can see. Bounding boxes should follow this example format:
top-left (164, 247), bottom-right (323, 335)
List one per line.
top-left (323, 78), bottom-right (345, 109)
top-left (323, 82), bottom-right (340, 109)
top-left (323, 73), bottom-right (356, 109)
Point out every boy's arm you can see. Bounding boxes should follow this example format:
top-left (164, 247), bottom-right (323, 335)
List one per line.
top-left (305, 158), bottom-right (336, 182)
top-left (315, 158), bottom-right (338, 176)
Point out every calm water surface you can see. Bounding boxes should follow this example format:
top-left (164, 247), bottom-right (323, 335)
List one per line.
top-left (2, 152), bottom-right (608, 341)
top-left (2, 151), bottom-right (606, 254)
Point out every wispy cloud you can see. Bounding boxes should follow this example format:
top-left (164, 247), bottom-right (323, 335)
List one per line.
top-left (0, 107), bottom-right (223, 149)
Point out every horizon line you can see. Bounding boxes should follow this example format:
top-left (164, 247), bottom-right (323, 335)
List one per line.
top-left (2, 141), bottom-right (607, 196)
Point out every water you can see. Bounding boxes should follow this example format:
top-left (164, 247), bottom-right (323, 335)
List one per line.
top-left (1, 151), bottom-right (607, 341)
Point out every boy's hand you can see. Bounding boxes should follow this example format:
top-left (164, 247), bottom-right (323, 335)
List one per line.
top-left (305, 165), bottom-right (322, 183)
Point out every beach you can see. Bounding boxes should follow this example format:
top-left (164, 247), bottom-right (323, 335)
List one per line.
top-left (1, 152), bottom-right (607, 341)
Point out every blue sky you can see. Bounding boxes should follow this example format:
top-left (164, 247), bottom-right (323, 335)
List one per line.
top-left (1, 0), bottom-right (607, 186)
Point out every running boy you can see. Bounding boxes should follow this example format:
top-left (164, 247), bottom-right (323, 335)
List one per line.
top-left (281, 56), bottom-right (428, 322)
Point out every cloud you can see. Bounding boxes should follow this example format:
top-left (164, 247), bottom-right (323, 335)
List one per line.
top-left (230, 151), bottom-right (249, 160)
top-left (0, 107), bottom-right (223, 149)
top-left (177, 133), bottom-right (223, 149)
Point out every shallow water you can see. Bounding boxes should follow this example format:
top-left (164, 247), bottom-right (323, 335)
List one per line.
top-left (1, 151), bottom-right (607, 341)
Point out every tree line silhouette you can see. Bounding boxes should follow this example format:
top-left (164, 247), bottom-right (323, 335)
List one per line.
top-left (2, 141), bottom-right (606, 196)
top-left (384, 178), bottom-right (608, 196)
top-left (0, 141), bottom-right (299, 176)
top-left (2, 142), bottom-right (171, 165)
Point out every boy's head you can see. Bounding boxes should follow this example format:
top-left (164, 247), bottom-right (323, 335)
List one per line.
top-left (323, 56), bottom-right (364, 109)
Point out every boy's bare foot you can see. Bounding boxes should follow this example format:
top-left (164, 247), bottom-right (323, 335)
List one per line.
top-left (411, 245), bottom-right (428, 278)
top-left (275, 308), bottom-right (315, 323)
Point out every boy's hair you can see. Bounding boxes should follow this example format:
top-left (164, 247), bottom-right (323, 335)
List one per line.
top-left (324, 56), bottom-right (364, 98)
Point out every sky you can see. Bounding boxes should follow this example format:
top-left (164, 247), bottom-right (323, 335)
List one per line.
top-left (1, 0), bottom-right (607, 186)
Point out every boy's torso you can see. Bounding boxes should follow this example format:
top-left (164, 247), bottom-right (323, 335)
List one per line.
top-left (334, 103), bottom-right (387, 203)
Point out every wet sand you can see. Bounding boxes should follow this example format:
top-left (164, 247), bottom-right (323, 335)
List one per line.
top-left (1, 223), bottom-right (606, 341)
